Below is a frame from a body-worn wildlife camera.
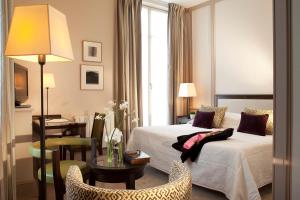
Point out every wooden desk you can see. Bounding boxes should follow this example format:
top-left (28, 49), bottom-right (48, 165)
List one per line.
top-left (32, 115), bottom-right (86, 142)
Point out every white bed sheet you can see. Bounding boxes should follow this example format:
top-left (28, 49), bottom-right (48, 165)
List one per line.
top-left (127, 124), bottom-right (272, 200)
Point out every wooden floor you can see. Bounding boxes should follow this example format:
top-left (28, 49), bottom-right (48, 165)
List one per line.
top-left (17, 166), bottom-right (272, 200)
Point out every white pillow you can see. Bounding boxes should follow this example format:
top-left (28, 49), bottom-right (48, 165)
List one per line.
top-left (221, 112), bottom-right (241, 129)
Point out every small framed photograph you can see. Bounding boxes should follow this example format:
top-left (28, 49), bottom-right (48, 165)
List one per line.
top-left (82, 41), bottom-right (102, 62)
top-left (81, 65), bottom-right (104, 90)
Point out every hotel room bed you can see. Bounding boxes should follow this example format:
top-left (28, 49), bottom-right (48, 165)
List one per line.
top-left (127, 124), bottom-right (272, 200)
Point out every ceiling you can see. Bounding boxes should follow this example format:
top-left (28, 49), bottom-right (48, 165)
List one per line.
top-left (159, 0), bottom-right (208, 7)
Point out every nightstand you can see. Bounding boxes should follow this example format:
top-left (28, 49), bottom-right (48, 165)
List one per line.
top-left (176, 115), bottom-right (190, 124)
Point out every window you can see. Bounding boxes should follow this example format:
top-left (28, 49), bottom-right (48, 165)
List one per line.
top-left (142, 6), bottom-right (168, 126)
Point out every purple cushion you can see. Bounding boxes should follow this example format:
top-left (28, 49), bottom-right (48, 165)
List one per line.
top-left (237, 112), bottom-right (269, 136)
top-left (192, 111), bottom-right (215, 129)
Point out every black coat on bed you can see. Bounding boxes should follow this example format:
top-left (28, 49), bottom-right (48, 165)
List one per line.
top-left (172, 128), bottom-right (234, 162)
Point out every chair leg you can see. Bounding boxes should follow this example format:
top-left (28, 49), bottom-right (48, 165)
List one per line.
top-left (52, 150), bottom-right (66, 200)
top-left (83, 173), bottom-right (89, 183)
top-left (62, 147), bottom-right (67, 160)
top-left (70, 150), bottom-right (75, 160)
top-left (38, 180), bottom-right (43, 200)
top-left (81, 146), bottom-right (86, 161)
top-left (54, 187), bottom-right (64, 200)
top-left (59, 146), bottom-right (63, 160)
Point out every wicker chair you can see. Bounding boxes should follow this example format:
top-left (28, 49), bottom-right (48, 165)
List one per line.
top-left (65, 161), bottom-right (192, 200)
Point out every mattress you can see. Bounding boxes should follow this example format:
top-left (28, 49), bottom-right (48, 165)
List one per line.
top-left (127, 124), bottom-right (272, 200)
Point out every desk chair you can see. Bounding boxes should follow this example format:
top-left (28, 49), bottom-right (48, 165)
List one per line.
top-left (65, 113), bottom-right (105, 160)
top-left (30, 137), bottom-right (95, 200)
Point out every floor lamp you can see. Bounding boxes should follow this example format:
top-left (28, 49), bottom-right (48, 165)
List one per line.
top-left (5, 5), bottom-right (73, 199)
top-left (178, 83), bottom-right (197, 115)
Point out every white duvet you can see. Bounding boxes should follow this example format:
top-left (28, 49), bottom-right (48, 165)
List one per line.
top-left (127, 124), bottom-right (272, 200)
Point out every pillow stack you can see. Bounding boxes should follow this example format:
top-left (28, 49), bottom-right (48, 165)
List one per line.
top-left (192, 105), bottom-right (227, 129)
top-left (200, 105), bottom-right (227, 128)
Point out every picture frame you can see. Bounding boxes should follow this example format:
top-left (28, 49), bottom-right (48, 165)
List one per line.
top-left (81, 65), bottom-right (104, 90)
top-left (82, 41), bottom-right (102, 62)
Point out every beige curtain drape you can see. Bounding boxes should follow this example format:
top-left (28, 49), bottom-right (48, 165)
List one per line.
top-left (168, 3), bottom-right (193, 124)
top-left (114, 0), bottom-right (142, 143)
top-left (0, 0), bottom-right (16, 199)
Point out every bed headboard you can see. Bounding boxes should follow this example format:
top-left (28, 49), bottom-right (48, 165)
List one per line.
top-left (214, 94), bottom-right (273, 113)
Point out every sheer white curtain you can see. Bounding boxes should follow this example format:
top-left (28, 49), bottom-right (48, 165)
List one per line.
top-left (142, 7), bottom-right (168, 126)
top-left (0, 0), bottom-right (16, 199)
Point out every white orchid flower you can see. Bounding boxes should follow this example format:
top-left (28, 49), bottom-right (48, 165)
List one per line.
top-left (95, 114), bottom-right (103, 120)
top-left (132, 118), bottom-right (139, 124)
top-left (119, 101), bottom-right (129, 110)
top-left (105, 128), bottom-right (123, 143)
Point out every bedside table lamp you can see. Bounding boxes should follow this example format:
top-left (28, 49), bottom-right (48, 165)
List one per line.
top-left (44, 73), bottom-right (56, 118)
top-left (5, 5), bottom-right (73, 199)
top-left (178, 83), bottom-right (197, 115)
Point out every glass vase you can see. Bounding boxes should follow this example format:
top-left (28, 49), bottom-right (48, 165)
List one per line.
top-left (106, 141), bottom-right (114, 163)
top-left (118, 140), bottom-right (123, 163)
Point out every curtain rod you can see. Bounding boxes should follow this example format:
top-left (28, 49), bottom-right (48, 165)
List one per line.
top-left (142, 0), bottom-right (168, 11)
top-left (191, 0), bottom-right (226, 11)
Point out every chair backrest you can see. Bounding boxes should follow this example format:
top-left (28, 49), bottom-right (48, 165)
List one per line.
top-left (91, 113), bottom-right (105, 154)
top-left (66, 161), bottom-right (192, 200)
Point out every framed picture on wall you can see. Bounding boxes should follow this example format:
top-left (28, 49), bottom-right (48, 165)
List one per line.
top-left (82, 41), bottom-right (102, 62)
top-left (81, 65), bottom-right (104, 90)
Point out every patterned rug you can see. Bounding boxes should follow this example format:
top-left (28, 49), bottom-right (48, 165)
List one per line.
top-left (17, 165), bottom-right (272, 200)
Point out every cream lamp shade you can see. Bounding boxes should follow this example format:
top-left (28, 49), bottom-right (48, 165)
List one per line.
top-left (44, 73), bottom-right (55, 88)
top-left (5, 4), bottom-right (73, 62)
top-left (178, 83), bottom-right (197, 97)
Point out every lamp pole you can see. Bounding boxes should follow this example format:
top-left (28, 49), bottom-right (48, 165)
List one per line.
top-left (38, 54), bottom-right (47, 200)
top-left (46, 87), bottom-right (49, 118)
top-left (187, 97), bottom-right (190, 115)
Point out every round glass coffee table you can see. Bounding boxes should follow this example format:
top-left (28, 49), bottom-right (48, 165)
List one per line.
top-left (88, 155), bottom-right (147, 189)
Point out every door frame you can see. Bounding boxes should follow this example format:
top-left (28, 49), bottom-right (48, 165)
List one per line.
top-left (273, 0), bottom-right (292, 199)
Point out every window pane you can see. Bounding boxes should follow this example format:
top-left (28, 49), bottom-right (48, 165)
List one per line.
top-left (149, 10), bottom-right (168, 126)
top-left (141, 7), bottom-right (168, 126)
top-left (142, 7), bottom-right (149, 126)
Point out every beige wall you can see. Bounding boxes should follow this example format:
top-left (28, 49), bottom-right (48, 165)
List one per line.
top-left (192, 0), bottom-right (273, 108)
top-left (192, 5), bottom-right (212, 108)
top-left (13, 0), bottom-right (116, 119)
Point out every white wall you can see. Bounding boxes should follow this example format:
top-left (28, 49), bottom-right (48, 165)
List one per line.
top-left (14, 0), bottom-right (116, 119)
top-left (192, 0), bottom-right (273, 108)
top-left (215, 0), bottom-right (273, 94)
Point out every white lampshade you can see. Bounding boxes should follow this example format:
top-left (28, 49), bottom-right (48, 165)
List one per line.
top-left (44, 73), bottom-right (55, 88)
top-left (5, 5), bottom-right (73, 62)
top-left (178, 83), bottom-right (197, 97)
